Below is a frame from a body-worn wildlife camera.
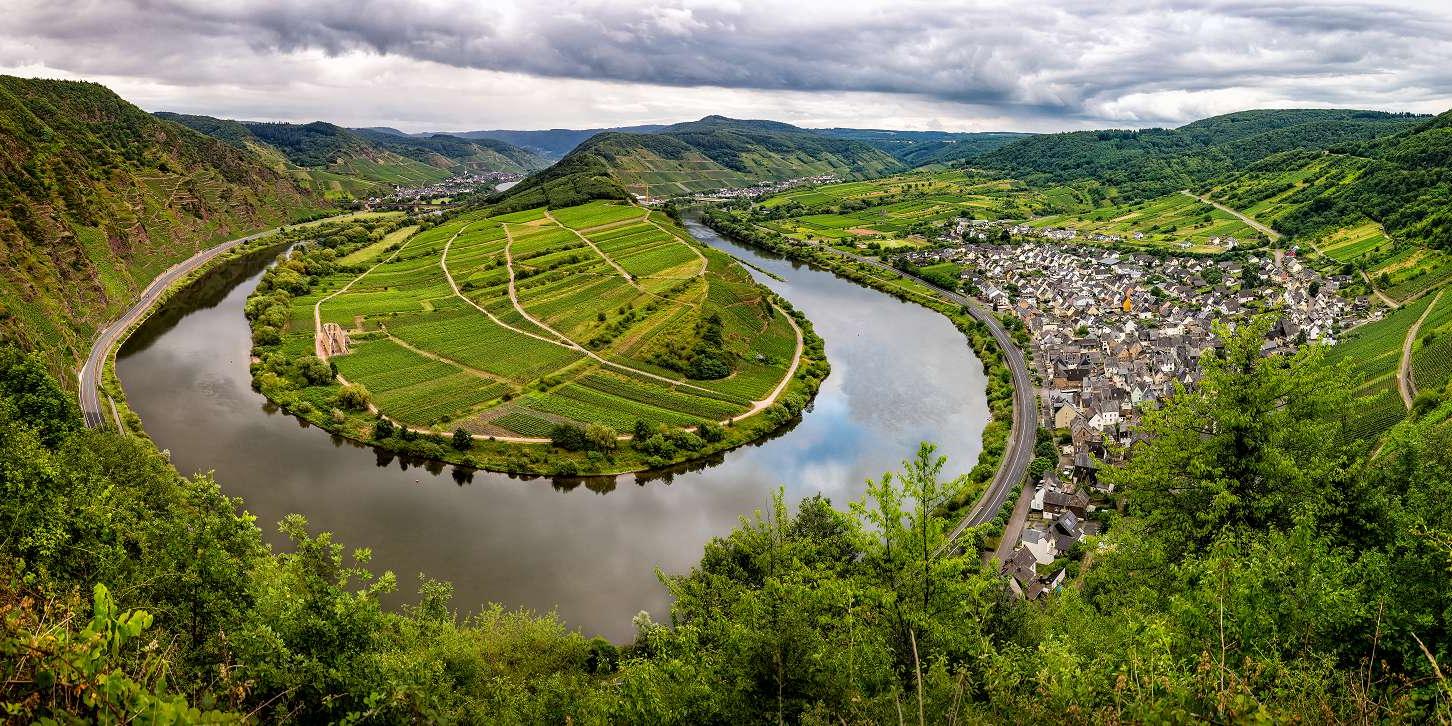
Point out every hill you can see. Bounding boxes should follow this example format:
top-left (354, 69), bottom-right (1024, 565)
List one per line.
top-left (0, 77), bottom-right (324, 378)
top-left (450, 124), bottom-right (668, 158)
top-left (1206, 111), bottom-right (1452, 251)
top-left (815, 128), bottom-right (1033, 165)
top-left (158, 114), bottom-right (548, 199)
top-left (492, 115), bottom-right (906, 209)
top-left (976, 109), bottom-right (1426, 200)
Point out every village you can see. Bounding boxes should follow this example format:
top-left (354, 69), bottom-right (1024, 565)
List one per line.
top-left (363, 170), bottom-right (525, 210)
top-left (902, 225), bottom-right (1375, 598)
top-left (639, 173), bottom-right (844, 206)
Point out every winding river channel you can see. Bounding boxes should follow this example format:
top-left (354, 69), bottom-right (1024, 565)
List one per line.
top-left (117, 218), bottom-right (989, 640)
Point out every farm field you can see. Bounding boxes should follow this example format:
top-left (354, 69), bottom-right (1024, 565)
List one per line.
top-left (1030, 191), bottom-right (1261, 251)
top-left (1411, 292), bottom-right (1452, 396)
top-left (1367, 246), bottom-right (1452, 303)
top-left (288, 200), bottom-right (804, 440)
top-left (756, 171), bottom-right (1083, 248)
top-left (1327, 295), bottom-right (1434, 441)
top-left (1314, 221), bottom-right (1391, 263)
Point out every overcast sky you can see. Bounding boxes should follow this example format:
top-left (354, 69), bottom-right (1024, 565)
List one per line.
top-left (3, 0), bottom-right (1450, 133)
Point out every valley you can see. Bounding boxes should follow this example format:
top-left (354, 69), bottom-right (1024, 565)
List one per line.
top-left (6, 58), bottom-right (1452, 722)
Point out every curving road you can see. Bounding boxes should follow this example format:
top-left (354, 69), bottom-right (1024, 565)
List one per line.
top-left (1181, 190), bottom-right (1281, 242)
top-left (756, 232), bottom-right (1039, 543)
top-left (78, 229), bottom-right (279, 429)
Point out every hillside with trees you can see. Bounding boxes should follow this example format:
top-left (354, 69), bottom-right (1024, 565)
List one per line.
top-left (491, 115), bottom-right (906, 206)
top-left (813, 128), bottom-right (1034, 165)
top-left (158, 113), bottom-right (548, 199)
top-left (1206, 110), bottom-right (1452, 250)
top-left (4, 319), bottom-right (1451, 721)
top-left (0, 77), bottom-right (324, 379)
top-left (976, 109), bottom-right (1426, 201)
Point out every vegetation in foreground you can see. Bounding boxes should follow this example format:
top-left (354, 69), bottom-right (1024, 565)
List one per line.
top-left (4, 317), bottom-right (1452, 722)
top-left (244, 201), bottom-right (827, 475)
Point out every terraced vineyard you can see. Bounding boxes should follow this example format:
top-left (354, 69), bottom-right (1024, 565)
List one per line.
top-left (1411, 292), bottom-right (1452, 395)
top-left (757, 171), bottom-right (1078, 247)
top-left (1328, 296), bottom-right (1434, 441)
top-left (288, 200), bottom-right (806, 442)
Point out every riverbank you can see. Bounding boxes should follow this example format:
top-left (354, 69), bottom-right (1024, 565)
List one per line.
top-left (700, 207), bottom-right (1037, 523)
top-left (242, 210), bottom-right (830, 477)
top-left (82, 211), bottom-right (380, 436)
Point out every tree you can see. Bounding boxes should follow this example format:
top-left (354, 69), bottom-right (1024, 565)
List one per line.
top-left (452, 428), bottom-right (473, 451)
top-left (373, 416), bottom-right (394, 439)
top-left (633, 419), bottom-right (653, 441)
top-left (550, 423), bottom-right (589, 451)
top-left (334, 384), bottom-right (371, 411)
top-left (585, 424), bottom-right (618, 453)
top-left (1111, 316), bottom-right (1352, 550)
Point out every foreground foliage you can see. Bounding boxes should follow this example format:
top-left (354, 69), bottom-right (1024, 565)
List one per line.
top-left (3, 317), bottom-right (1452, 722)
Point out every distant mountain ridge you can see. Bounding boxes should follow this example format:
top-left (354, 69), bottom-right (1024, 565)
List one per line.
top-left (490, 115), bottom-right (907, 211)
top-left (0, 77), bottom-right (323, 376)
top-left (157, 113), bottom-right (548, 199)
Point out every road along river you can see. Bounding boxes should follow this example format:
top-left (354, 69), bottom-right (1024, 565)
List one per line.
top-left (116, 217), bottom-right (991, 641)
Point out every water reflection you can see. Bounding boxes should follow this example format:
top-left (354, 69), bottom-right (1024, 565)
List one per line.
top-left (117, 216), bottom-right (989, 640)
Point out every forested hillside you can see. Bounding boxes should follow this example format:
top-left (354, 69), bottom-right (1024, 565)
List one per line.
top-left (0, 77), bottom-right (323, 378)
top-left (4, 319), bottom-right (1451, 721)
top-left (492, 115), bottom-right (905, 206)
top-left (1208, 110), bottom-right (1452, 249)
top-left (159, 113), bottom-right (548, 199)
top-left (977, 109), bottom-right (1425, 200)
top-left (453, 124), bottom-right (668, 158)
top-left (814, 128), bottom-right (1033, 165)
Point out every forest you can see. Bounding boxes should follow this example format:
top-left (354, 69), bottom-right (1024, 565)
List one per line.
top-left (4, 317), bottom-right (1450, 722)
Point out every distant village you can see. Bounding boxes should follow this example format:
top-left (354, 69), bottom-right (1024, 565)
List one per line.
top-left (638, 174), bottom-right (842, 206)
top-left (364, 170), bottom-right (525, 209)
top-left (902, 220), bottom-right (1376, 599)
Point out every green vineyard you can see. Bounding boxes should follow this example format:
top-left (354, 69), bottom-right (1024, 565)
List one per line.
top-left (285, 200), bottom-right (804, 439)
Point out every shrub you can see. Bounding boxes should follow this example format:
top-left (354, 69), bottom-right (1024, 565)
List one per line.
top-left (334, 384), bottom-right (371, 411)
top-left (452, 428), bottom-right (473, 451)
top-left (550, 423), bottom-right (589, 451)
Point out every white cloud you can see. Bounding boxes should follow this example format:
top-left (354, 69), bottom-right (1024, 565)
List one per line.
top-left (1, 0), bottom-right (1450, 131)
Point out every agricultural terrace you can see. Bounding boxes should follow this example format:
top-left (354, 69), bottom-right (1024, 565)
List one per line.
top-left (1327, 295), bottom-right (1435, 442)
top-left (294, 201), bottom-right (803, 440)
top-left (1411, 291), bottom-right (1452, 396)
top-left (1364, 246), bottom-right (1452, 303)
top-left (1029, 191), bottom-right (1260, 252)
top-left (1313, 221), bottom-right (1391, 264)
top-left (755, 172), bottom-right (1074, 249)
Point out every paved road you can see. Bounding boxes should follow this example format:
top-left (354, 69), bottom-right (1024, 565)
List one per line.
top-left (992, 480), bottom-right (1036, 564)
top-left (766, 233), bottom-right (1039, 544)
top-left (78, 229), bottom-right (278, 429)
top-left (1181, 190), bottom-right (1282, 242)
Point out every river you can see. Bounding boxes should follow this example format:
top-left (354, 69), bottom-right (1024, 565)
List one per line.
top-left (116, 217), bottom-right (989, 640)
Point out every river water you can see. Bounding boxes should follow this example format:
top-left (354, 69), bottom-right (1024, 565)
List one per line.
top-left (117, 217), bottom-right (989, 640)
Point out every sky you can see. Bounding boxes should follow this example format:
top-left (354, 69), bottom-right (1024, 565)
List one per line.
top-left (3, 0), bottom-right (1451, 134)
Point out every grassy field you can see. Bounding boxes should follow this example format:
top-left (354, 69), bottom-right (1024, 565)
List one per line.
top-left (295, 200), bottom-right (802, 438)
top-left (1030, 192), bottom-right (1261, 251)
top-left (755, 171), bottom-right (1083, 249)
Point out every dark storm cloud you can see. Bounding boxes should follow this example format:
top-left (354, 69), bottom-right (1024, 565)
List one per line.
top-left (4, 0), bottom-right (1452, 127)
